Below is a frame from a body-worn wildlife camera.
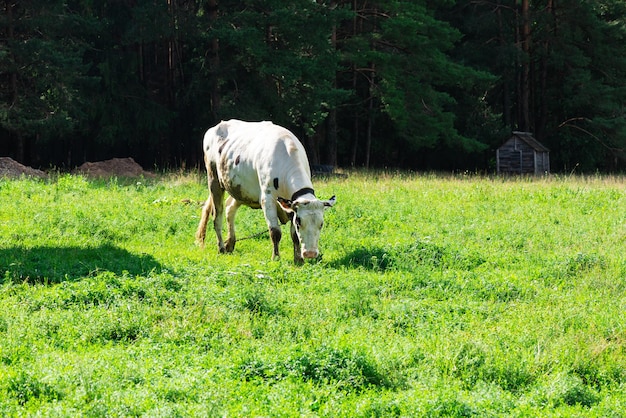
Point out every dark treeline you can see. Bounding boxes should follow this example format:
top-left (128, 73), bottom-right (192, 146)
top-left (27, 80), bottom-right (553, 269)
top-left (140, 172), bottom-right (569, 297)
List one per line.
top-left (1, 0), bottom-right (626, 172)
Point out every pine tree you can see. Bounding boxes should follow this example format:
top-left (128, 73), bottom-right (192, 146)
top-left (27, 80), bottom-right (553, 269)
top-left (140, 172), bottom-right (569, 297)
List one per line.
top-left (336, 0), bottom-right (494, 167)
top-left (0, 0), bottom-right (96, 166)
top-left (190, 0), bottom-right (348, 164)
top-left (446, 0), bottom-right (626, 171)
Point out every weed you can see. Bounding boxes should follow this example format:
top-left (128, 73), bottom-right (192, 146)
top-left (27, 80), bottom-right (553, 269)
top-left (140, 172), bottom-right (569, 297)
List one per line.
top-left (7, 371), bottom-right (62, 406)
top-left (425, 392), bottom-right (477, 417)
top-left (239, 345), bottom-right (387, 391)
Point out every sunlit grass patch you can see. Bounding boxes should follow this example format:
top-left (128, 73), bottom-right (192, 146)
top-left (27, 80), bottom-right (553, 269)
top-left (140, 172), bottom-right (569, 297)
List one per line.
top-left (1, 172), bottom-right (626, 415)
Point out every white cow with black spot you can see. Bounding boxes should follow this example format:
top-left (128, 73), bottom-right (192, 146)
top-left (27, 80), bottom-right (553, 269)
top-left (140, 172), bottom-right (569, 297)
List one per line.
top-left (196, 119), bottom-right (336, 264)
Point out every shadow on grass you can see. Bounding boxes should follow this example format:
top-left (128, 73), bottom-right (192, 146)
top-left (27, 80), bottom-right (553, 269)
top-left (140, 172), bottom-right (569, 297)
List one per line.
top-left (330, 247), bottom-right (392, 271)
top-left (1, 244), bottom-right (163, 284)
top-left (330, 241), bottom-right (485, 272)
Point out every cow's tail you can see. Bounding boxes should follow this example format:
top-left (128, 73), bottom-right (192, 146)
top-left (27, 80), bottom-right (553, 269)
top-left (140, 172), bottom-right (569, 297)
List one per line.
top-left (195, 195), bottom-right (215, 246)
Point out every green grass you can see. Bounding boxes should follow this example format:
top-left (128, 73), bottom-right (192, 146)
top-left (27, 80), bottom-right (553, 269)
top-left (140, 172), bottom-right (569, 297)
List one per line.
top-left (1, 171), bottom-right (626, 416)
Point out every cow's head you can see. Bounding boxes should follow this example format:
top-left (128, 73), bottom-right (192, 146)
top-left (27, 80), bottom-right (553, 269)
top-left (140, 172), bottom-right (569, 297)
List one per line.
top-left (278, 195), bottom-right (336, 259)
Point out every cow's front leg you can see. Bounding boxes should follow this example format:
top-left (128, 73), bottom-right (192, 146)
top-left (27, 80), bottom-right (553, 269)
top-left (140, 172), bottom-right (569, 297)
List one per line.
top-left (262, 194), bottom-right (281, 260)
top-left (224, 196), bottom-right (240, 253)
top-left (290, 221), bottom-right (304, 265)
top-left (270, 227), bottom-right (282, 261)
top-left (210, 182), bottom-right (226, 253)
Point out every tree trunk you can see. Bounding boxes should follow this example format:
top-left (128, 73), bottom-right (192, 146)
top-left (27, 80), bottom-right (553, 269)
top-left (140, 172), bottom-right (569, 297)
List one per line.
top-left (307, 128), bottom-right (321, 166)
top-left (365, 64), bottom-right (375, 169)
top-left (520, 0), bottom-right (531, 131)
top-left (326, 0), bottom-right (338, 167)
top-left (497, 1), bottom-right (512, 130)
top-left (5, 1), bottom-right (25, 163)
top-left (536, 0), bottom-right (554, 141)
top-left (351, 69), bottom-right (359, 168)
top-left (208, 0), bottom-right (220, 119)
top-left (350, 0), bottom-right (359, 167)
top-left (326, 110), bottom-right (338, 167)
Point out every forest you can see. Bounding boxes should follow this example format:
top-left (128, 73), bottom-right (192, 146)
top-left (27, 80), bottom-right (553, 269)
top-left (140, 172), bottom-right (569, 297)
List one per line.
top-left (1, 0), bottom-right (626, 172)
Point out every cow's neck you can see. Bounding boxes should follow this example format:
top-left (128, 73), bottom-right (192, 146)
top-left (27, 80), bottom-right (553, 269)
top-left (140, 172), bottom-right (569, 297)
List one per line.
top-left (284, 166), bottom-right (314, 201)
top-left (291, 187), bottom-right (315, 201)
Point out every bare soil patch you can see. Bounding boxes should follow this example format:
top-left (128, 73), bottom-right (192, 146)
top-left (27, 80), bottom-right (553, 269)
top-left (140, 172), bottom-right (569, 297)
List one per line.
top-left (73, 157), bottom-right (154, 178)
top-left (0, 157), bottom-right (47, 179)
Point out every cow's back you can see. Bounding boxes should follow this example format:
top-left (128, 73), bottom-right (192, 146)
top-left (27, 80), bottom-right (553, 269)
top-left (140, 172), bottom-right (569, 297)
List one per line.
top-left (203, 120), bottom-right (311, 206)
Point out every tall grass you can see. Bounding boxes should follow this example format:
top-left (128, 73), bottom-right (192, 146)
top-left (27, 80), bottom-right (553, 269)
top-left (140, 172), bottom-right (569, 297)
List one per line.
top-left (1, 172), bottom-right (625, 416)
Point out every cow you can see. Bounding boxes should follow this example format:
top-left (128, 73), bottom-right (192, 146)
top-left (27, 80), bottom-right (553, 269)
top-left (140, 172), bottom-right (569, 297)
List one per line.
top-left (195, 119), bottom-right (336, 264)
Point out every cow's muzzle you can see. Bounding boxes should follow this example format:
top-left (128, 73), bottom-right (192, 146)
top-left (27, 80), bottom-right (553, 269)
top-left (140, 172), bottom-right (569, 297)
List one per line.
top-left (302, 249), bottom-right (319, 259)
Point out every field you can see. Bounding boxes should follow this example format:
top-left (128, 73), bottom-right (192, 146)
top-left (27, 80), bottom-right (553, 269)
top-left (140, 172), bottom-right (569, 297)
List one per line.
top-left (1, 171), bottom-right (625, 416)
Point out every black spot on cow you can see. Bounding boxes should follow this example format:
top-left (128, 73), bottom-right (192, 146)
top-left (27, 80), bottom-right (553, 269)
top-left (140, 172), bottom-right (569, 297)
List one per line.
top-left (218, 139), bottom-right (229, 154)
top-left (229, 183), bottom-right (261, 208)
top-left (273, 177), bottom-right (279, 190)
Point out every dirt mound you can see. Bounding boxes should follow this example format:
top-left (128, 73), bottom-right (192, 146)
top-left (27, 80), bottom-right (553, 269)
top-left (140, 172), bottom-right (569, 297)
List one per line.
top-left (0, 157), bottom-right (47, 179)
top-left (74, 157), bottom-right (153, 178)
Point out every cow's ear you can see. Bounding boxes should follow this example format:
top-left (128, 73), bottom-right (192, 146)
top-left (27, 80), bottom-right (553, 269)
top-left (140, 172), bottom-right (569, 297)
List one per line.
top-left (324, 195), bottom-right (336, 208)
top-left (278, 197), bottom-right (294, 211)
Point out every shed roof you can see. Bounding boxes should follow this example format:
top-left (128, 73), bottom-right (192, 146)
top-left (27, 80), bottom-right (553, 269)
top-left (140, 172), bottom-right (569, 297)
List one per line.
top-left (508, 131), bottom-right (550, 152)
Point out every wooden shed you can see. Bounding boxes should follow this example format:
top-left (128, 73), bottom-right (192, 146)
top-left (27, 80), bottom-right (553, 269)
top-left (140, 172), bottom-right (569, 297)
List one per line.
top-left (497, 132), bottom-right (550, 175)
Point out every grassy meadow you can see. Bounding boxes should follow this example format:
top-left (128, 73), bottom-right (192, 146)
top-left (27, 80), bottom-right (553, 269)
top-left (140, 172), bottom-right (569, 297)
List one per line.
top-left (1, 171), bottom-right (625, 416)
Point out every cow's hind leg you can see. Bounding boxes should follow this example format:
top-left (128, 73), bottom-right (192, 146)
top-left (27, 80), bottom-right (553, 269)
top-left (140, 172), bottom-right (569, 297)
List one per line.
top-left (224, 196), bottom-right (240, 253)
top-left (195, 195), bottom-right (214, 246)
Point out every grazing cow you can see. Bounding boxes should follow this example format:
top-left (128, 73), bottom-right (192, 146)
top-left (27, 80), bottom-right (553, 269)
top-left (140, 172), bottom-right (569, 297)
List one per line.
top-left (196, 119), bottom-right (336, 264)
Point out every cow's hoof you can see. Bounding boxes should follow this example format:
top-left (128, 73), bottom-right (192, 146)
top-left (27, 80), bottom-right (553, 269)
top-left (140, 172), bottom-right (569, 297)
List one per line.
top-left (294, 256), bottom-right (304, 266)
top-left (225, 240), bottom-right (235, 253)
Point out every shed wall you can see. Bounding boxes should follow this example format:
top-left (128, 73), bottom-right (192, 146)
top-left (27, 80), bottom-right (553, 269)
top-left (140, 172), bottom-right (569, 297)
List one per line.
top-left (497, 136), bottom-right (550, 174)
